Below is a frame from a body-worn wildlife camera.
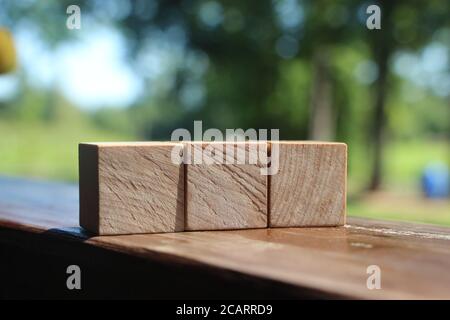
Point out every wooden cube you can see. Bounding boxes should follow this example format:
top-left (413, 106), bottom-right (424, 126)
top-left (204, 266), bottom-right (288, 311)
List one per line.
top-left (185, 141), bottom-right (268, 231)
top-left (79, 142), bottom-right (184, 235)
top-left (269, 141), bottom-right (347, 227)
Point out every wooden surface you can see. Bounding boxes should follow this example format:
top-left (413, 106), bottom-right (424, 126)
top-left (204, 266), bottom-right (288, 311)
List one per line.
top-left (185, 142), bottom-right (267, 231)
top-left (1, 176), bottom-right (450, 299)
top-left (270, 141), bottom-right (346, 227)
top-left (79, 142), bottom-right (184, 235)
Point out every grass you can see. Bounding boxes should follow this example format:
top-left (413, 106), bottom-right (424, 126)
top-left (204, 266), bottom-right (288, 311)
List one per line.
top-left (348, 191), bottom-right (450, 226)
top-left (346, 139), bottom-right (450, 226)
top-left (383, 139), bottom-right (449, 191)
top-left (0, 119), bottom-right (133, 181)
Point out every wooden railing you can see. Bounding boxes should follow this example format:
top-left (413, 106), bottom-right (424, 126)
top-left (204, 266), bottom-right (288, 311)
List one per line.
top-left (1, 176), bottom-right (449, 299)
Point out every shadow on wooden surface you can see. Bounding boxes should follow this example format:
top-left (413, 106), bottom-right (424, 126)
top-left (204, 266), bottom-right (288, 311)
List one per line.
top-left (1, 227), bottom-right (334, 299)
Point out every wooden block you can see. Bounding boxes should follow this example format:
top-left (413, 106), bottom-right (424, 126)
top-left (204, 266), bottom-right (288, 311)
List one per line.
top-left (79, 142), bottom-right (184, 235)
top-left (185, 141), bottom-right (268, 231)
top-left (269, 141), bottom-right (347, 227)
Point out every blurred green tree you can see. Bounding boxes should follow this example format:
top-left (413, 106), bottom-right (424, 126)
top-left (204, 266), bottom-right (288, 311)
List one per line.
top-left (1, 0), bottom-right (448, 191)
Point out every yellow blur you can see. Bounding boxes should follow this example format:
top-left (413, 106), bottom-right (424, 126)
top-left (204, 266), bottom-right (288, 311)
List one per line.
top-left (0, 27), bottom-right (17, 74)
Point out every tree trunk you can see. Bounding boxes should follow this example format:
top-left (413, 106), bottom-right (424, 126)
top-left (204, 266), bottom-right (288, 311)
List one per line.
top-left (309, 50), bottom-right (335, 141)
top-left (368, 3), bottom-right (393, 191)
top-left (369, 53), bottom-right (388, 190)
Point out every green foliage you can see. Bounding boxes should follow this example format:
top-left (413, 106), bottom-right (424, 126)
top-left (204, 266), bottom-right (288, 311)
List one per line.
top-left (0, 0), bottom-right (448, 224)
top-left (92, 107), bottom-right (136, 136)
top-left (266, 59), bottom-right (311, 138)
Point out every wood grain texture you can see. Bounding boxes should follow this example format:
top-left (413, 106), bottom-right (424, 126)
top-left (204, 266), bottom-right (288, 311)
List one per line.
top-left (1, 177), bottom-right (450, 299)
top-left (269, 141), bottom-right (347, 227)
top-left (79, 142), bottom-right (184, 235)
top-left (185, 141), bottom-right (267, 231)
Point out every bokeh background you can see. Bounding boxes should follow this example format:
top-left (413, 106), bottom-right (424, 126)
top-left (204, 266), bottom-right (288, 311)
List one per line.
top-left (0, 0), bottom-right (449, 224)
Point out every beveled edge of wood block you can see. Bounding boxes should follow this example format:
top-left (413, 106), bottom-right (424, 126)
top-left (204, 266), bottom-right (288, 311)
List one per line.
top-left (80, 141), bottom-right (182, 147)
top-left (268, 140), bottom-right (348, 228)
top-left (79, 143), bottom-right (100, 235)
top-left (268, 140), bottom-right (348, 147)
top-left (342, 142), bottom-right (348, 226)
top-left (182, 141), bottom-right (268, 165)
top-left (182, 140), bottom-right (268, 145)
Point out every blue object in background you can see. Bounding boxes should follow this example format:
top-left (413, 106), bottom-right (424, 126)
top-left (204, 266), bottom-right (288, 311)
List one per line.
top-left (421, 162), bottom-right (449, 199)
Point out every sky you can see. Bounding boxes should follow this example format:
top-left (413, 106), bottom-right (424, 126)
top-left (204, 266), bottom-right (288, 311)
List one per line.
top-left (0, 24), bottom-right (144, 109)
